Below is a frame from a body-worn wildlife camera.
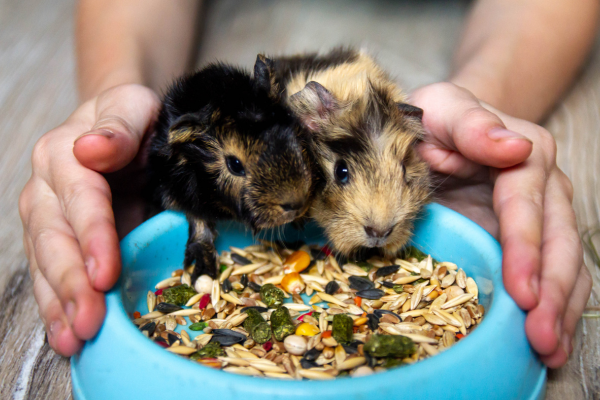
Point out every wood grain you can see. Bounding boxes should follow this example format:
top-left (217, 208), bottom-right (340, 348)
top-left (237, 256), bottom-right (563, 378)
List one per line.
top-left (0, 0), bottom-right (597, 398)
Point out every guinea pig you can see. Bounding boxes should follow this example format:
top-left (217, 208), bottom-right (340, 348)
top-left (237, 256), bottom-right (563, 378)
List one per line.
top-left (271, 48), bottom-right (431, 258)
top-left (149, 56), bottom-right (313, 282)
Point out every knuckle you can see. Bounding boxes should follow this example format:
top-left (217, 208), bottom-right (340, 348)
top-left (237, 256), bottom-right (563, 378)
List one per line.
top-left (31, 132), bottom-right (55, 172)
top-left (61, 178), bottom-right (112, 217)
top-left (535, 128), bottom-right (557, 164)
top-left (558, 171), bottom-right (574, 202)
top-left (18, 180), bottom-right (34, 220)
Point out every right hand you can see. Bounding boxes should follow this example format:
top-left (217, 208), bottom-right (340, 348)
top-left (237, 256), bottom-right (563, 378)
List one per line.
top-left (19, 84), bottom-right (161, 356)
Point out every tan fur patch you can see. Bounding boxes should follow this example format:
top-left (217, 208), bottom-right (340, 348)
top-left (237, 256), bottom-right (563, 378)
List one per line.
top-left (168, 127), bottom-right (202, 145)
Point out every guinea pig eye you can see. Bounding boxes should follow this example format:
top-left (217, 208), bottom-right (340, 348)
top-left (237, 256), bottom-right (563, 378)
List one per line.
top-left (226, 156), bottom-right (246, 177)
top-left (334, 160), bottom-right (349, 184)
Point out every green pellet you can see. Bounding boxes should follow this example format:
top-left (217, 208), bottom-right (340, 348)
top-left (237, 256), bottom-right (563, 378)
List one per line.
top-left (260, 283), bottom-right (285, 308)
top-left (363, 334), bottom-right (416, 358)
top-left (332, 314), bottom-right (353, 344)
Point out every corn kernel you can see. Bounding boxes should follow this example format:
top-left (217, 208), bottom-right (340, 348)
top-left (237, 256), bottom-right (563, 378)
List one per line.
top-left (283, 250), bottom-right (311, 274)
top-left (281, 272), bottom-right (305, 294)
top-left (295, 322), bottom-right (320, 336)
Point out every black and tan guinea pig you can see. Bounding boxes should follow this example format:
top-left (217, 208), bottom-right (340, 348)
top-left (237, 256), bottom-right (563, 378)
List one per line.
top-left (271, 48), bottom-right (431, 258)
top-left (148, 56), bottom-right (313, 282)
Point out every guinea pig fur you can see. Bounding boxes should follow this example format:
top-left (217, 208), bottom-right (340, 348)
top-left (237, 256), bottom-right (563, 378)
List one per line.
top-left (273, 48), bottom-right (431, 258)
top-left (149, 56), bottom-right (313, 281)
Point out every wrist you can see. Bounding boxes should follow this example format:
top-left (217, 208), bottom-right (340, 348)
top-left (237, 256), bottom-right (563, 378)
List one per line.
top-left (449, 64), bottom-right (506, 113)
top-left (78, 67), bottom-right (146, 103)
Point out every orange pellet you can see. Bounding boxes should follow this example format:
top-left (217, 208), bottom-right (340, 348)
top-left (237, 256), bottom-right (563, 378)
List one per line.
top-left (456, 333), bottom-right (465, 339)
top-left (354, 296), bottom-right (362, 307)
top-left (133, 311), bottom-right (141, 319)
top-left (321, 330), bottom-right (332, 338)
top-left (283, 250), bottom-right (311, 274)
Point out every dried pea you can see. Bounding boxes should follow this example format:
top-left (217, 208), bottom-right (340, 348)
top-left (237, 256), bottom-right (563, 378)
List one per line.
top-left (189, 322), bottom-right (207, 331)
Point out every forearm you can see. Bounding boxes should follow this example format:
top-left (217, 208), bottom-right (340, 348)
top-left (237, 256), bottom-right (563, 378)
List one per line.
top-left (76, 0), bottom-right (201, 101)
top-left (450, 0), bottom-right (599, 122)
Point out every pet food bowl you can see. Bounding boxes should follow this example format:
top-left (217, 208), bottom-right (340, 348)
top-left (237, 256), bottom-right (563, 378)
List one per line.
top-left (71, 203), bottom-right (546, 399)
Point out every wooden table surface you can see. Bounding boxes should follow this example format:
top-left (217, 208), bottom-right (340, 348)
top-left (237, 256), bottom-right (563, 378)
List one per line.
top-left (1, 0), bottom-right (598, 398)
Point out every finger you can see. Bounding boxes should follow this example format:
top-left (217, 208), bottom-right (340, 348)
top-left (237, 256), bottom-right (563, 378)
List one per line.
top-left (53, 169), bottom-right (121, 292)
top-left (410, 83), bottom-right (533, 171)
top-left (73, 84), bottom-right (160, 173)
top-left (494, 129), bottom-right (556, 311)
top-left (539, 265), bottom-right (592, 368)
top-left (27, 188), bottom-right (106, 340)
top-left (524, 169), bottom-right (582, 356)
top-left (30, 254), bottom-right (84, 356)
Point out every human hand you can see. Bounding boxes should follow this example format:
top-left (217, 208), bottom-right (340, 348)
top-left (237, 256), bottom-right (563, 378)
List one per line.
top-left (410, 82), bottom-right (591, 368)
top-left (19, 84), bottom-right (160, 356)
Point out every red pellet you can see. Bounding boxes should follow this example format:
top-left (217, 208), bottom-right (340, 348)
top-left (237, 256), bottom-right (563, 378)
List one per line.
top-left (322, 246), bottom-right (333, 256)
top-left (133, 311), bottom-right (141, 319)
top-left (154, 289), bottom-right (163, 296)
top-left (263, 341), bottom-right (273, 351)
top-left (297, 311), bottom-right (313, 322)
top-left (199, 293), bottom-right (211, 309)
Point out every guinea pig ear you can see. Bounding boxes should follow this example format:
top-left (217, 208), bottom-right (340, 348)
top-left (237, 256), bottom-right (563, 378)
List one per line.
top-left (253, 54), bottom-right (278, 97)
top-left (167, 108), bottom-right (210, 145)
top-left (289, 81), bottom-right (340, 132)
top-left (396, 103), bottom-right (423, 121)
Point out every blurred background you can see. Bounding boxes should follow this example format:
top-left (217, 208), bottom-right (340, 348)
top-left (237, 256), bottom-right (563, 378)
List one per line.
top-left (1, 0), bottom-right (599, 398)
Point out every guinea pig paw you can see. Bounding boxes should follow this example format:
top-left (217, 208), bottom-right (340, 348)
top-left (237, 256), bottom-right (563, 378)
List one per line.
top-left (185, 242), bottom-right (218, 282)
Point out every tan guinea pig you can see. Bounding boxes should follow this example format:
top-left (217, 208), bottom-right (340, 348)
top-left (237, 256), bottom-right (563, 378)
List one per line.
top-left (272, 48), bottom-right (431, 258)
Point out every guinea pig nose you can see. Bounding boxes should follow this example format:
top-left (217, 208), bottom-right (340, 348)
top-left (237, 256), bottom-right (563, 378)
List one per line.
top-left (280, 202), bottom-right (304, 212)
top-left (364, 226), bottom-right (393, 239)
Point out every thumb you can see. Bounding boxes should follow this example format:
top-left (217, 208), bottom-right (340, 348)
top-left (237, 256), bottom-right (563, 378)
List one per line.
top-left (410, 83), bottom-right (533, 173)
top-left (73, 84), bottom-right (161, 173)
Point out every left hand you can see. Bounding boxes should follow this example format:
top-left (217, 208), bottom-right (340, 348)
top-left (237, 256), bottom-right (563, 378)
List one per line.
top-left (410, 82), bottom-right (592, 368)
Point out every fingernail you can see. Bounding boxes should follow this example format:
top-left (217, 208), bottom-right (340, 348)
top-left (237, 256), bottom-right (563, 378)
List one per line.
top-left (561, 332), bottom-right (573, 355)
top-left (85, 256), bottom-right (97, 285)
top-left (65, 301), bottom-right (77, 325)
top-left (529, 275), bottom-right (540, 303)
top-left (75, 129), bottom-right (114, 142)
top-left (49, 319), bottom-right (63, 339)
top-left (487, 128), bottom-right (532, 143)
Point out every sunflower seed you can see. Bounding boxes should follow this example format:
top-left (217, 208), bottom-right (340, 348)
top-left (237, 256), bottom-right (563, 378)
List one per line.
top-left (348, 276), bottom-right (374, 291)
top-left (156, 302), bottom-right (183, 313)
top-left (356, 289), bottom-right (384, 300)
top-left (325, 281), bottom-right (340, 295)
top-left (375, 265), bottom-right (400, 277)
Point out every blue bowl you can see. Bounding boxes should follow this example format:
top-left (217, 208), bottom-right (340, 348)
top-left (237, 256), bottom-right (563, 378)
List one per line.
top-left (71, 203), bottom-right (546, 400)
